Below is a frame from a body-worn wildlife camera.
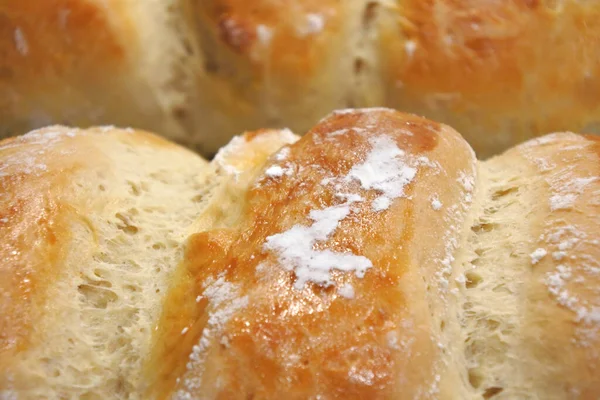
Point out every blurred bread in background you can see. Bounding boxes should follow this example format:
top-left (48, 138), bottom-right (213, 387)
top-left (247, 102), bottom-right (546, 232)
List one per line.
top-left (0, 0), bottom-right (200, 145)
top-left (2, 0), bottom-right (600, 157)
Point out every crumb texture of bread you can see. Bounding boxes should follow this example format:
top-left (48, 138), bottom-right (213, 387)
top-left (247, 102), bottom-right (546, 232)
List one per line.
top-left (0, 126), bottom-right (211, 399)
top-left (452, 133), bottom-right (600, 399)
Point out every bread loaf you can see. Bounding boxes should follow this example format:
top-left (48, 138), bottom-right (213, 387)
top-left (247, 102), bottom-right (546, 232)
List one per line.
top-left (1, 109), bottom-right (599, 398)
top-left (2, 1), bottom-right (600, 156)
top-left (0, 0), bottom-right (200, 145)
top-left (0, 126), bottom-right (211, 398)
top-left (146, 108), bottom-right (600, 399)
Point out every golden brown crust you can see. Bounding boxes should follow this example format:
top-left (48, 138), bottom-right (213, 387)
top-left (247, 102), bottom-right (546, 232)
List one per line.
top-left (147, 109), bottom-right (477, 399)
top-left (0, 0), bottom-right (127, 133)
top-left (191, 0), bottom-right (369, 154)
top-left (2, 112), bottom-right (600, 398)
top-left (0, 0), bottom-right (197, 144)
top-left (0, 127), bottom-right (176, 355)
top-left (197, 0), bottom-right (344, 76)
top-left (0, 0), bottom-right (125, 80)
top-left (0, 127), bottom-right (99, 355)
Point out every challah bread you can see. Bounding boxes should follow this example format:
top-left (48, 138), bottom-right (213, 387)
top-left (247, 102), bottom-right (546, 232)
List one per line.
top-left (145, 108), bottom-right (600, 399)
top-left (0, 0), bottom-right (200, 144)
top-left (3, 1), bottom-right (600, 156)
top-left (0, 126), bottom-right (211, 398)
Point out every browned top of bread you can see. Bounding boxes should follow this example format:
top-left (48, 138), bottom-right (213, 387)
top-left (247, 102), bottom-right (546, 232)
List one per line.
top-left (0, 0), bottom-right (126, 127)
top-left (199, 0), bottom-right (343, 75)
top-left (142, 109), bottom-right (600, 399)
top-left (0, 127), bottom-right (129, 353)
top-left (146, 109), bottom-right (477, 398)
top-left (0, 0), bottom-right (125, 80)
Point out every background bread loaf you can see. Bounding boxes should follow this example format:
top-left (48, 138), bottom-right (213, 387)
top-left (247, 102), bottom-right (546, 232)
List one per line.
top-left (2, 1), bottom-right (600, 156)
top-left (0, 0), bottom-right (201, 145)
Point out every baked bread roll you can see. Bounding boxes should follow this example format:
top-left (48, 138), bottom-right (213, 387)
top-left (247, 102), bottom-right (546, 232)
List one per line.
top-left (0, 0), bottom-right (200, 145)
top-left (0, 126), bottom-right (211, 398)
top-left (1, 109), bottom-right (599, 398)
top-left (146, 108), bottom-right (600, 399)
top-left (2, 1), bottom-right (600, 156)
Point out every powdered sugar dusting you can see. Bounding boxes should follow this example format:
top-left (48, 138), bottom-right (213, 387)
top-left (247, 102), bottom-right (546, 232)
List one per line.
top-left (431, 197), bottom-right (442, 210)
top-left (553, 251), bottom-right (566, 261)
top-left (549, 177), bottom-right (597, 211)
top-left (524, 137), bottom-right (597, 212)
top-left (297, 13), bottom-right (325, 36)
top-left (256, 24), bottom-right (273, 45)
top-left (212, 136), bottom-right (246, 175)
top-left (251, 24), bottom-right (273, 60)
top-left (550, 193), bottom-right (578, 211)
top-left (14, 28), bottom-right (28, 56)
top-left (435, 162), bottom-right (476, 300)
top-left (346, 135), bottom-right (417, 211)
top-left (435, 205), bottom-right (461, 291)
top-left (372, 196), bottom-right (391, 212)
top-left (540, 223), bottom-right (600, 344)
top-left (262, 128), bottom-right (438, 289)
top-left (530, 248), bottom-right (547, 265)
top-left (177, 276), bottom-right (248, 397)
top-left (521, 135), bottom-right (600, 346)
top-left (274, 147), bottom-right (290, 162)
top-left (265, 165), bottom-right (290, 178)
top-left (404, 40), bottom-right (417, 57)
top-left (213, 129), bottom-right (298, 177)
top-left (331, 107), bottom-right (396, 117)
top-left (264, 204), bottom-right (373, 289)
top-left (457, 171), bottom-right (475, 192)
top-left (338, 284), bottom-right (355, 299)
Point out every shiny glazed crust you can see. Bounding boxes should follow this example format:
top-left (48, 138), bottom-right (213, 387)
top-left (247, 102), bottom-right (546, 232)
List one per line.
top-left (148, 109), bottom-right (477, 398)
top-left (145, 109), bottom-right (600, 399)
